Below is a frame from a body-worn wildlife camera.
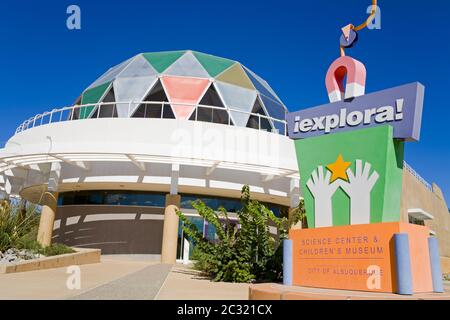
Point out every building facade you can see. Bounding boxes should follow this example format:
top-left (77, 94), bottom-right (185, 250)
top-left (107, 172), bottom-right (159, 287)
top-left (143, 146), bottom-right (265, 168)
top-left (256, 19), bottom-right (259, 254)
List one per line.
top-left (0, 51), bottom-right (299, 262)
top-left (0, 50), bottom-right (448, 266)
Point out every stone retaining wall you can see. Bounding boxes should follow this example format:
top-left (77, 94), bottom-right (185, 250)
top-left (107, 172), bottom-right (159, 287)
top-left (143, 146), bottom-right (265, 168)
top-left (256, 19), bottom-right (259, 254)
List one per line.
top-left (0, 248), bottom-right (101, 274)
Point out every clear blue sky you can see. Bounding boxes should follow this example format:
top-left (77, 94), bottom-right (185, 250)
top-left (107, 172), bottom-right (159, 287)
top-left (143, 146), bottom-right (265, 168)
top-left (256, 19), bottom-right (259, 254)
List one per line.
top-left (0, 0), bottom-right (449, 202)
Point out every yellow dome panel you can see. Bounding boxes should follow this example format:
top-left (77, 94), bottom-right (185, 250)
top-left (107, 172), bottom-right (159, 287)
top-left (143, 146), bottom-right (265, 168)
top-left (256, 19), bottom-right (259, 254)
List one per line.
top-left (216, 63), bottom-right (255, 90)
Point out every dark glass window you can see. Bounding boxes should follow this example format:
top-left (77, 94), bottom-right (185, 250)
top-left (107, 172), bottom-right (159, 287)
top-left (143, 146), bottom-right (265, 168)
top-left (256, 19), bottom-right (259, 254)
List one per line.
top-left (58, 190), bottom-right (165, 207)
top-left (180, 195), bottom-right (242, 213)
top-left (57, 190), bottom-right (287, 217)
top-left (180, 194), bottom-right (285, 217)
top-left (247, 97), bottom-right (273, 131)
top-left (408, 215), bottom-right (425, 226)
top-left (132, 80), bottom-right (176, 119)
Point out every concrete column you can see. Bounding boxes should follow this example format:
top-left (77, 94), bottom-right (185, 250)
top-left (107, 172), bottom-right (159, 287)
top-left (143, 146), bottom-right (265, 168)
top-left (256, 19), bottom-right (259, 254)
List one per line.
top-left (428, 237), bottom-right (444, 293)
top-left (283, 239), bottom-right (293, 286)
top-left (37, 192), bottom-right (58, 248)
top-left (161, 194), bottom-right (181, 264)
top-left (394, 233), bottom-right (413, 295)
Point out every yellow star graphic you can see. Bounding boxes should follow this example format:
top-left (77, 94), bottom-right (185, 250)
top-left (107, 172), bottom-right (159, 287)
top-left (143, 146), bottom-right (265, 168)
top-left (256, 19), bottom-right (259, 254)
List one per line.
top-left (326, 154), bottom-right (352, 183)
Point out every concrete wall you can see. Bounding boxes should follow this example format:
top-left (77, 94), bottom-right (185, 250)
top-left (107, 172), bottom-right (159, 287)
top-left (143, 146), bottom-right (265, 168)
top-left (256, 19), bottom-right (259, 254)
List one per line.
top-left (400, 169), bottom-right (450, 258)
top-left (441, 256), bottom-right (450, 275)
top-left (52, 205), bottom-right (165, 254)
top-left (2, 118), bottom-right (299, 205)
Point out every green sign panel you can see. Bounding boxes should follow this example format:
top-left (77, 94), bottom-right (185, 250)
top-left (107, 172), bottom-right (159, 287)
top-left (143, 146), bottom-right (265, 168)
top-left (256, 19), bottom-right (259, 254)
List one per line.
top-left (295, 125), bottom-right (404, 228)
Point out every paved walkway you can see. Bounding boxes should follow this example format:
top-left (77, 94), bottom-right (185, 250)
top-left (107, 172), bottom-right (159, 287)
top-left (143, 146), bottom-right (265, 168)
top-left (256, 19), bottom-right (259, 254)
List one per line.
top-left (72, 263), bottom-right (172, 300)
top-left (156, 264), bottom-right (249, 300)
top-left (0, 256), bottom-right (248, 300)
top-left (6, 256), bottom-right (444, 300)
top-left (0, 256), bottom-right (154, 299)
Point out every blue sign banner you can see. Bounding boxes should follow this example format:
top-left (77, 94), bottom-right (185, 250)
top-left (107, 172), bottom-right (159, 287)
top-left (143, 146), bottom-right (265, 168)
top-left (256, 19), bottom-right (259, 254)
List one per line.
top-left (287, 82), bottom-right (424, 141)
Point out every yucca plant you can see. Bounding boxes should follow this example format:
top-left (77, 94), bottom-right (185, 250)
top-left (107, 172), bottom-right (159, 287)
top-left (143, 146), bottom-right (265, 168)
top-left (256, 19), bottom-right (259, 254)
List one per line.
top-left (0, 200), bottom-right (41, 252)
top-left (0, 200), bottom-right (75, 256)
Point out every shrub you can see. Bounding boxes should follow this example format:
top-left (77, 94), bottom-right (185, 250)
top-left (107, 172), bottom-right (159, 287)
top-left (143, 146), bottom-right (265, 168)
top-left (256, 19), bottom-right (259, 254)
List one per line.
top-left (40, 243), bottom-right (75, 256)
top-left (0, 200), bottom-right (74, 256)
top-left (177, 185), bottom-right (298, 283)
top-left (0, 201), bottom-right (40, 252)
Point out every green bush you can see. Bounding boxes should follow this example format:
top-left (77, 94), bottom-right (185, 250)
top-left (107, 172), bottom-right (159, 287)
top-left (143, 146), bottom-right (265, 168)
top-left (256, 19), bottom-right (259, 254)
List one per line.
top-left (177, 185), bottom-right (299, 283)
top-left (40, 243), bottom-right (75, 256)
top-left (0, 200), bottom-right (74, 256)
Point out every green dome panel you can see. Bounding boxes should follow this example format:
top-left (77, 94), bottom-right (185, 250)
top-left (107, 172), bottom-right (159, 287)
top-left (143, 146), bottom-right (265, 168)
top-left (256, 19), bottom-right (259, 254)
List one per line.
top-left (142, 51), bottom-right (186, 73)
top-left (192, 51), bottom-right (235, 77)
top-left (80, 82), bottom-right (111, 119)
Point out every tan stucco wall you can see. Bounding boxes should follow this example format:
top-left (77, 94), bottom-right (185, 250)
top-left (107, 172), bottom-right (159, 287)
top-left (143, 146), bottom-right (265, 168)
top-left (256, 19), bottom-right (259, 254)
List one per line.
top-left (400, 169), bottom-right (450, 258)
top-left (441, 256), bottom-right (450, 274)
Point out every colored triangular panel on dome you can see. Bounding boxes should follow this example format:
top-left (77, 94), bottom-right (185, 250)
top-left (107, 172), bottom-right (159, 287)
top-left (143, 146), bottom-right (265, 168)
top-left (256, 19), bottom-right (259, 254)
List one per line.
top-left (87, 57), bottom-right (134, 90)
top-left (272, 121), bottom-right (286, 135)
top-left (192, 51), bottom-right (235, 77)
top-left (161, 76), bottom-right (210, 120)
top-left (117, 54), bottom-right (157, 78)
top-left (142, 51), bottom-right (186, 73)
top-left (114, 75), bottom-right (158, 117)
top-left (260, 94), bottom-right (286, 121)
top-left (215, 81), bottom-right (257, 127)
top-left (260, 95), bottom-right (287, 135)
top-left (80, 82), bottom-right (111, 119)
top-left (164, 51), bottom-right (210, 78)
top-left (216, 63), bottom-right (255, 90)
top-left (90, 86), bottom-right (118, 119)
top-left (243, 66), bottom-right (284, 104)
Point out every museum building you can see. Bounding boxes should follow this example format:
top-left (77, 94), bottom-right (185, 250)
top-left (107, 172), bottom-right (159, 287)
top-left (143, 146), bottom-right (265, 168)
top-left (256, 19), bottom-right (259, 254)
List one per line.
top-left (0, 51), bottom-right (448, 267)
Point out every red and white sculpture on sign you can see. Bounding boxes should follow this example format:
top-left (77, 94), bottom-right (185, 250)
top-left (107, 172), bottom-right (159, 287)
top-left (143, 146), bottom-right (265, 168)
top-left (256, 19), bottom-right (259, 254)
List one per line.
top-left (325, 56), bottom-right (367, 103)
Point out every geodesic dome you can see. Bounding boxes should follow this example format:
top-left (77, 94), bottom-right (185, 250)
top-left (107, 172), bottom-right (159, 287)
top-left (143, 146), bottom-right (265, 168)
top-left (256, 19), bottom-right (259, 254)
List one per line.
top-left (75, 50), bottom-right (288, 134)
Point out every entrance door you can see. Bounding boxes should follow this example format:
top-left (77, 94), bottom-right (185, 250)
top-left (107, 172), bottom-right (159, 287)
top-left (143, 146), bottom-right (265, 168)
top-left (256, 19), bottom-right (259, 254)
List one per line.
top-left (176, 215), bottom-right (238, 262)
top-left (182, 238), bottom-right (190, 265)
top-left (177, 216), bottom-right (205, 262)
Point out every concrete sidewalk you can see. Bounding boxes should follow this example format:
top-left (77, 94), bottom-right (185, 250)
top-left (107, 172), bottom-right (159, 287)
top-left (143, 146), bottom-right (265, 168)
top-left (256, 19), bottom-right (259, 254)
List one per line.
top-left (156, 264), bottom-right (249, 300)
top-left (0, 256), bottom-right (249, 300)
top-left (0, 256), bottom-right (154, 300)
top-left (72, 263), bottom-right (172, 300)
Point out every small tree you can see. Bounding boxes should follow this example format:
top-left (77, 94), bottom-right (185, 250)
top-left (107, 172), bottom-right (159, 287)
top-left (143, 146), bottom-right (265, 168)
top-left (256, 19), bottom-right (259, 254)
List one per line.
top-left (176, 185), bottom-right (290, 283)
top-left (288, 198), bottom-right (308, 229)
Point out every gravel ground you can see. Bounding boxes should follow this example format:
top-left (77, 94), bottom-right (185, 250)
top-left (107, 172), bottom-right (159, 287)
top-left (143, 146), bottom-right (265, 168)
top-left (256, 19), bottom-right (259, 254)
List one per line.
top-left (0, 248), bottom-right (42, 264)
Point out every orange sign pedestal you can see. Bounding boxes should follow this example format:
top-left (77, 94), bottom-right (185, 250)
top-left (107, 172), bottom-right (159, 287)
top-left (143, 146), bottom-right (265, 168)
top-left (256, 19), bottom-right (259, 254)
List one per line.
top-left (289, 222), bottom-right (433, 293)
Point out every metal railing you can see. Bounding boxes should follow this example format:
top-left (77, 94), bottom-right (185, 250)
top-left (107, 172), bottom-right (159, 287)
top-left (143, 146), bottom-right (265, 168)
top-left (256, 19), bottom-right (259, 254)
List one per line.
top-left (404, 161), bottom-right (432, 191)
top-left (15, 101), bottom-right (288, 136)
